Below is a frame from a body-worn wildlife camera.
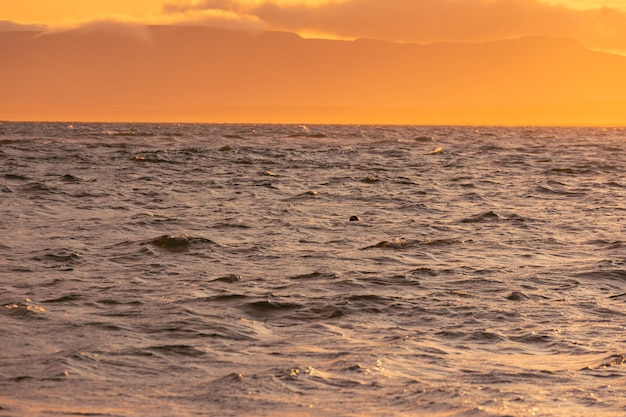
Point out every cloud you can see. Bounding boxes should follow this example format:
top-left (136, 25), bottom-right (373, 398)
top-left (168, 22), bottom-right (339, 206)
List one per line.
top-left (16, 8), bottom-right (265, 40)
top-left (160, 0), bottom-right (626, 53)
top-left (163, 0), bottom-right (246, 13)
top-left (0, 20), bottom-right (47, 32)
top-left (57, 20), bottom-right (154, 42)
top-left (156, 8), bottom-right (266, 31)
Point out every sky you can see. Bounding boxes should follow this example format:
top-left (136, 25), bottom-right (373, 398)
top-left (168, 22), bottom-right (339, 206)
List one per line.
top-left (2, 0), bottom-right (626, 54)
top-left (2, 0), bottom-right (626, 125)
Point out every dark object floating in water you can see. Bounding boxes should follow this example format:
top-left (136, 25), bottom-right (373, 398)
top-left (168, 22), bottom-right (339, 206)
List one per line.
top-left (349, 216), bottom-right (360, 222)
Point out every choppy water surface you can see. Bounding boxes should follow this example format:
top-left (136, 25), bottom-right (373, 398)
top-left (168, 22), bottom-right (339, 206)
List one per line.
top-left (1, 122), bottom-right (625, 416)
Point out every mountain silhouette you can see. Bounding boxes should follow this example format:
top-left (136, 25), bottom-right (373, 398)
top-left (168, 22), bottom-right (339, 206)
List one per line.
top-left (2, 25), bottom-right (626, 124)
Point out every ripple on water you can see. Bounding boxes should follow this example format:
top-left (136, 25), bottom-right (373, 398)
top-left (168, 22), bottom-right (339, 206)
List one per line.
top-left (364, 237), bottom-right (466, 250)
top-left (32, 250), bottom-right (83, 265)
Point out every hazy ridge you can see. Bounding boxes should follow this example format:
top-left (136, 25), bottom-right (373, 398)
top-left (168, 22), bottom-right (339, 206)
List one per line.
top-left (2, 26), bottom-right (626, 124)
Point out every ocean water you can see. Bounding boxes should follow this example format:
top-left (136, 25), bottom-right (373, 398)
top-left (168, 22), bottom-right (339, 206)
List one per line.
top-left (1, 122), bottom-right (625, 417)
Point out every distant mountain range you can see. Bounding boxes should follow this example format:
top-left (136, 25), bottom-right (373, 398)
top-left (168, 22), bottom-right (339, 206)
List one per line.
top-left (2, 25), bottom-right (626, 125)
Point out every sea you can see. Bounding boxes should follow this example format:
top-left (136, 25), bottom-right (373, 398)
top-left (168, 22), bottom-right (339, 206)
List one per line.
top-left (1, 122), bottom-right (625, 417)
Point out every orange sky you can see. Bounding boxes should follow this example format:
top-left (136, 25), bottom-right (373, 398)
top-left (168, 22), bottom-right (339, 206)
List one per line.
top-left (2, 0), bottom-right (626, 125)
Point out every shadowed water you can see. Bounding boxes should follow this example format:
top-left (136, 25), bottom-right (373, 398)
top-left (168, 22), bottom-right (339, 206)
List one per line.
top-left (1, 122), bottom-right (625, 416)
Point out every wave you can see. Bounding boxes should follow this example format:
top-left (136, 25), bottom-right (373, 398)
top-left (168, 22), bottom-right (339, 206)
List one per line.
top-left (585, 240), bottom-right (626, 250)
top-left (111, 129), bottom-right (155, 137)
top-left (288, 132), bottom-right (328, 138)
top-left (413, 135), bottom-right (435, 143)
top-left (459, 211), bottom-right (500, 223)
top-left (2, 299), bottom-right (47, 320)
top-left (211, 274), bottom-right (244, 283)
top-left (148, 234), bottom-right (217, 252)
top-left (505, 291), bottom-right (532, 301)
top-left (588, 354), bottom-right (626, 370)
top-left (459, 211), bottom-right (529, 224)
top-left (548, 166), bottom-right (592, 175)
top-left (4, 173), bottom-right (30, 181)
top-left (147, 344), bottom-right (206, 358)
top-left (61, 174), bottom-right (82, 183)
top-left (32, 250), bottom-right (83, 266)
top-left (289, 271), bottom-right (340, 280)
top-left (21, 181), bottom-right (54, 194)
top-left (573, 269), bottom-right (626, 282)
top-left (132, 151), bottom-right (179, 163)
top-left (243, 299), bottom-right (303, 315)
top-left (364, 237), bottom-right (466, 250)
top-left (606, 181), bottom-right (626, 189)
top-left (41, 294), bottom-right (83, 304)
top-left (535, 185), bottom-right (584, 196)
top-left (509, 333), bottom-right (553, 345)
